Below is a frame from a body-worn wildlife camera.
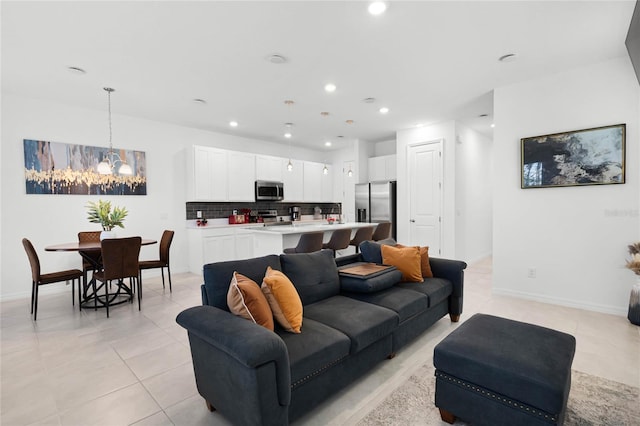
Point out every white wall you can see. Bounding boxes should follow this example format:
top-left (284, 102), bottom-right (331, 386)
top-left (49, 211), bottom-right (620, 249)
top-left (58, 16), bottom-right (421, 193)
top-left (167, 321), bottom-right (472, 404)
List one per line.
top-left (455, 124), bottom-right (493, 263)
top-left (493, 57), bottom-right (640, 315)
top-left (373, 139), bottom-right (396, 156)
top-left (1, 93), bottom-right (346, 300)
top-left (396, 121), bottom-right (457, 257)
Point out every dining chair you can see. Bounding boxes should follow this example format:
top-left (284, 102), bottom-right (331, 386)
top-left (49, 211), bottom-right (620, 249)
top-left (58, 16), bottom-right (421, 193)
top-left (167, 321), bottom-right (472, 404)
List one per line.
top-left (372, 221), bottom-right (392, 241)
top-left (93, 237), bottom-right (141, 317)
top-left (349, 226), bottom-right (375, 253)
top-left (77, 231), bottom-right (102, 292)
top-left (322, 228), bottom-right (352, 257)
top-left (283, 231), bottom-right (324, 254)
top-left (22, 238), bottom-right (83, 321)
top-left (139, 230), bottom-right (174, 292)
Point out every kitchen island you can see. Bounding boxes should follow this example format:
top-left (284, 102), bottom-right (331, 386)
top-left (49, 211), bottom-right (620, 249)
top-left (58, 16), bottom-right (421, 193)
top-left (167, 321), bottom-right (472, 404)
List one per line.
top-left (241, 222), bottom-right (374, 258)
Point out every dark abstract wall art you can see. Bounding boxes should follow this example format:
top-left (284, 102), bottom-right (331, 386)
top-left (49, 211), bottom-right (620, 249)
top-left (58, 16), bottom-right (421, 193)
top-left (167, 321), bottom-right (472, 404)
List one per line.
top-left (521, 124), bottom-right (625, 189)
top-left (23, 139), bottom-right (147, 195)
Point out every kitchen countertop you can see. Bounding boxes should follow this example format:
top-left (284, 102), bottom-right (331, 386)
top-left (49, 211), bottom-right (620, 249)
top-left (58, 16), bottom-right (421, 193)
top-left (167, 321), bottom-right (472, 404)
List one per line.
top-left (248, 222), bottom-right (373, 235)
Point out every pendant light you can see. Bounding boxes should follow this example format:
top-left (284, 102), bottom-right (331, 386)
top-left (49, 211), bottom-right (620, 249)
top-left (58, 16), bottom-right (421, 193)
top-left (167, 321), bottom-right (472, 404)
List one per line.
top-left (347, 163), bottom-right (353, 177)
top-left (97, 87), bottom-right (133, 175)
top-left (323, 164), bottom-right (329, 175)
top-left (284, 100), bottom-right (294, 171)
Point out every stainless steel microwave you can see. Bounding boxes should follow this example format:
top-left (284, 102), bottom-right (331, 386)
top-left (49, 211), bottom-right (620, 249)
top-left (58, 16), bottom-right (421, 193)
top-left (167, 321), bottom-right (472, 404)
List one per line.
top-left (255, 180), bottom-right (284, 201)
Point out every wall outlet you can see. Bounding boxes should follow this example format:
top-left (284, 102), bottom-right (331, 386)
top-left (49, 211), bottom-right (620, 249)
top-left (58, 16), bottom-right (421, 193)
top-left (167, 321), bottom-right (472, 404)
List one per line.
top-left (197, 210), bottom-right (202, 218)
top-left (527, 268), bottom-right (537, 278)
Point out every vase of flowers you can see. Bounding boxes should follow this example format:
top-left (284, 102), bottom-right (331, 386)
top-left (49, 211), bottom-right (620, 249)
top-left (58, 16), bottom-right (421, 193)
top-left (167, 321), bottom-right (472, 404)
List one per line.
top-left (86, 200), bottom-right (128, 240)
top-left (625, 242), bottom-right (640, 326)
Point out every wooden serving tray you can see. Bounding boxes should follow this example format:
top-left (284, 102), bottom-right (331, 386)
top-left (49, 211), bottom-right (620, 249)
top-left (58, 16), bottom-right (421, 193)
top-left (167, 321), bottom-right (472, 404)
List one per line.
top-left (339, 263), bottom-right (395, 277)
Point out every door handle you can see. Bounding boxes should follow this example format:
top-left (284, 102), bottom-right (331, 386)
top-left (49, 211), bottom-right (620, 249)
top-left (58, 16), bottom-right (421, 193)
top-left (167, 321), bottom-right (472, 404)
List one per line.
top-left (410, 219), bottom-right (415, 223)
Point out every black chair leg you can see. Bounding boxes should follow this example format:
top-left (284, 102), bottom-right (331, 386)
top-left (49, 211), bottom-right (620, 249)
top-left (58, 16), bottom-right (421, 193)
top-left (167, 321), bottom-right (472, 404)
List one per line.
top-left (167, 266), bottom-right (172, 292)
top-left (105, 279), bottom-right (109, 318)
top-left (161, 269), bottom-right (165, 289)
top-left (33, 284), bottom-right (39, 321)
top-left (30, 281), bottom-right (35, 314)
top-left (77, 278), bottom-right (83, 311)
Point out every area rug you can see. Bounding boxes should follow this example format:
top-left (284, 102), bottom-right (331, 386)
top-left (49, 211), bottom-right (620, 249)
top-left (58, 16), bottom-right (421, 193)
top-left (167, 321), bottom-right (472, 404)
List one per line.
top-left (357, 363), bottom-right (640, 425)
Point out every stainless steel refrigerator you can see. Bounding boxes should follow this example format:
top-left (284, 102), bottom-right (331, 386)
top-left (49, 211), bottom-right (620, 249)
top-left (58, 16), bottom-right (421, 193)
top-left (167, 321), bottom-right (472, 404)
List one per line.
top-left (355, 181), bottom-right (396, 240)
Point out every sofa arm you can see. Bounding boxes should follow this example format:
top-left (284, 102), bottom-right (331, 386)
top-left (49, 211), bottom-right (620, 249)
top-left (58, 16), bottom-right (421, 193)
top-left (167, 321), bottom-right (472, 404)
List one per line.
top-left (176, 306), bottom-right (291, 425)
top-left (335, 253), bottom-right (363, 267)
top-left (429, 257), bottom-right (467, 317)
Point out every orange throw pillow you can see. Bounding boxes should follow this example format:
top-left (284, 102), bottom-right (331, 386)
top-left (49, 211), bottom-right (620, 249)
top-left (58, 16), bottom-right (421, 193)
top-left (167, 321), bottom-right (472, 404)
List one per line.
top-left (261, 267), bottom-right (303, 333)
top-left (396, 244), bottom-right (433, 278)
top-left (381, 245), bottom-right (423, 283)
top-left (227, 272), bottom-right (274, 331)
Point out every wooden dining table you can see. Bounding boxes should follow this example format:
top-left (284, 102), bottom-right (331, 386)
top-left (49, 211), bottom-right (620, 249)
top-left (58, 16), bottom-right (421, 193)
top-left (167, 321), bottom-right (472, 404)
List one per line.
top-left (46, 239), bottom-right (157, 309)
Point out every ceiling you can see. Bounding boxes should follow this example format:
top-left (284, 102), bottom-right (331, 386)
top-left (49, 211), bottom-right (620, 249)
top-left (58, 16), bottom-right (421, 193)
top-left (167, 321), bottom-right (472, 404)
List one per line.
top-left (1, 1), bottom-right (636, 151)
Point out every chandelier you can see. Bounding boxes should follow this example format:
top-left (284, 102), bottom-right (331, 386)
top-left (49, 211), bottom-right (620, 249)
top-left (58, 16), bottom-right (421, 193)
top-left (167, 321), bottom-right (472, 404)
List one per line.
top-left (97, 87), bottom-right (133, 175)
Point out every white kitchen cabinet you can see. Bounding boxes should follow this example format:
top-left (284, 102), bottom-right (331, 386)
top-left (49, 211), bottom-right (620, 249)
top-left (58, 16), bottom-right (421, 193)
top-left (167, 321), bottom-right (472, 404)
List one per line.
top-left (321, 164), bottom-right (334, 202)
top-left (256, 155), bottom-right (283, 182)
top-left (190, 146), bottom-right (228, 201)
top-left (368, 154), bottom-right (396, 182)
top-left (283, 158), bottom-right (304, 201)
top-left (234, 232), bottom-right (255, 260)
top-left (203, 234), bottom-right (236, 264)
top-left (228, 151), bottom-right (255, 201)
top-left (303, 161), bottom-right (323, 202)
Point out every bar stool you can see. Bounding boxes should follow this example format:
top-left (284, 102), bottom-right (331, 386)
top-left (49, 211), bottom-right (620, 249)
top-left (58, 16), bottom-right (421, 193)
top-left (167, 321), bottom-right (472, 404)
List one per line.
top-left (372, 221), bottom-right (392, 241)
top-left (283, 232), bottom-right (324, 254)
top-left (322, 228), bottom-right (352, 257)
top-left (349, 226), bottom-right (374, 253)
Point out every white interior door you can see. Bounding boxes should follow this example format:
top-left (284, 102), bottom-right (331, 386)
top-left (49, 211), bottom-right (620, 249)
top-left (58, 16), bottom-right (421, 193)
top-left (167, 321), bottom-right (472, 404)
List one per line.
top-left (408, 141), bottom-right (443, 254)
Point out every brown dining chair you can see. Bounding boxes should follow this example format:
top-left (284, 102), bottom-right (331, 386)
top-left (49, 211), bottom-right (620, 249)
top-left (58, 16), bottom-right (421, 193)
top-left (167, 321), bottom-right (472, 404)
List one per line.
top-left (322, 228), bottom-right (352, 257)
top-left (372, 221), bottom-right (392, 241)
top-left (93, 237), bottom-right (141, 317)
top-left (139, 230), bottom-right (174, 292)
top-left (349, 226), bottom-right (375, 253)
top-left (22, 238), bottom-right (83, 321)
top-left (77, 231), bottom-right (102, 291)
top-left (283, 231), bottom-right (324, 254)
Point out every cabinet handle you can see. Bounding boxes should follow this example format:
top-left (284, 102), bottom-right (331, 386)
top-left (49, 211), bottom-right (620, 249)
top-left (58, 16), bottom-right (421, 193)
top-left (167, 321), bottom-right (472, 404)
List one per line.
top-left (410, 219), bottom-right (416, 223)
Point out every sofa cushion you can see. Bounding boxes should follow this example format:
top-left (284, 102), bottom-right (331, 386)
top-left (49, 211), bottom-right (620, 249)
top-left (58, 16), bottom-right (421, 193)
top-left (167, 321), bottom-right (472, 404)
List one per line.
top-left (343, 286), bottom-right (429, 323)
top-left (203, 254), bottom-right (282, 310)
top-left (280, 250), bottom-right (340, 305)
top-left (227, 272), bottom-right (274, 331)
top-left (262, 267), bottom-right (303, 333)
top-left (359, 238), bottom-right (397, 264)
top-left (381, 245), bottom-right (423, 283)
top-left (276, 318), bottom-right (350, 389)
top-left (304, 295), bottom-right (398, 353)
top-left (396, 278), bottom-right (452, 307)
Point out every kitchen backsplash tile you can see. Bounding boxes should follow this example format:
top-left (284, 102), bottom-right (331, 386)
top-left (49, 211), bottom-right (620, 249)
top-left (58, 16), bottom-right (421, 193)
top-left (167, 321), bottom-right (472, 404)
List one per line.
top-left (186, 202), bottom-right (341, 220)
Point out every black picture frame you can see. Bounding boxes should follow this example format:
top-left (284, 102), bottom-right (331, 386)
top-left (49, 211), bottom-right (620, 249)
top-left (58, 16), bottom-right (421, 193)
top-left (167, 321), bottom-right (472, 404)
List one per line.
top-left (521, 124), bottom-right (626, 189)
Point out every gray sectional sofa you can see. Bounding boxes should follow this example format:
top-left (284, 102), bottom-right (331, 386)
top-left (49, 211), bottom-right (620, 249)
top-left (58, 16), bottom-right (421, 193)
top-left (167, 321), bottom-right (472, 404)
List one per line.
top-left (176, 240), bottom-right (467, 425)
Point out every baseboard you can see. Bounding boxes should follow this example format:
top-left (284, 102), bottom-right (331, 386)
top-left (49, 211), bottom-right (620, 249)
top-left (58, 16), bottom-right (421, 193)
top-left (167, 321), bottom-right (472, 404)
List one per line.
top-left (492, 288), bottom-right (627, 317)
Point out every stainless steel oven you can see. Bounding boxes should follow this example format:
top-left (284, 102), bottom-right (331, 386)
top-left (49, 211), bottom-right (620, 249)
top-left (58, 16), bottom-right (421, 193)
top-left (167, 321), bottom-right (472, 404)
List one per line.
top-left (255, 180), bottom-right (284, 201)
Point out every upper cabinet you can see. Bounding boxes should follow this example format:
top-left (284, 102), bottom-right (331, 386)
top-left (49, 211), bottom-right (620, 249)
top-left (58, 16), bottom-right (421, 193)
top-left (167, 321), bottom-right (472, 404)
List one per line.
top-left (256, 155), bottom-right (283, 182)
top-left (228, 151), bottom-right (256, 201)
top-left (368, 154), bottom-right (397, 182)
top-left (190, 146), bottom-right (228, 201)
top-left (188, 145), bottom-right (334, 202)
top-left (282, 158), bottom-right (304, 201)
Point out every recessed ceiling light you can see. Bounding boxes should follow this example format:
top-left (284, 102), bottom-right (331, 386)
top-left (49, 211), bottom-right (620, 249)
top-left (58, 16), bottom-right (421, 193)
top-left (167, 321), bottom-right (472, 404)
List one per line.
top-left (267, 54), bottom-right (287, 64)
top-left (320, 112), bottom-right (330, 117)
top-left (284, 100), bottom-right (295, 106)
top-left (192, 98), bottom-right (207, 105)
top-left (229, 121), bottom-right (238, 127)
top-left (67, 66), bottom-right (86, 75)
top-left (325, 141), bottom-right (332, 147)
top-left (491, 123), bottom-right (496, 128)
top-left (498, 53), bottom-right (517, 63)
top-left (284, 132), bottom-right (292, 139)
top-left (478, 113), bottom-right (489, 118)
top-left (379, 107), bottom-right (390, 114)
top-left (368, 1), bottom-right (387, 15)
top-left (345, 120), bottom-right (354, 125)
top-left (324, 83), bottom-right (337, 93)
top-left (363, 97), bottom-right (376, 104)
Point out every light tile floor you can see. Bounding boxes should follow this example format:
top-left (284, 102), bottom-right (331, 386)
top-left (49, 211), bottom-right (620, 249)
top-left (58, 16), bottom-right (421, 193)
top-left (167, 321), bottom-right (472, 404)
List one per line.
top-left (1, 258), bottom-right (638, 425)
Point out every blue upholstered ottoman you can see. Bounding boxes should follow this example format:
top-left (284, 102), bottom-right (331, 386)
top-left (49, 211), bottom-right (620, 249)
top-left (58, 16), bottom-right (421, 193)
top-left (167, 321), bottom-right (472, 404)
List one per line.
top-left (433, 314), bottom-right (576, 426)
